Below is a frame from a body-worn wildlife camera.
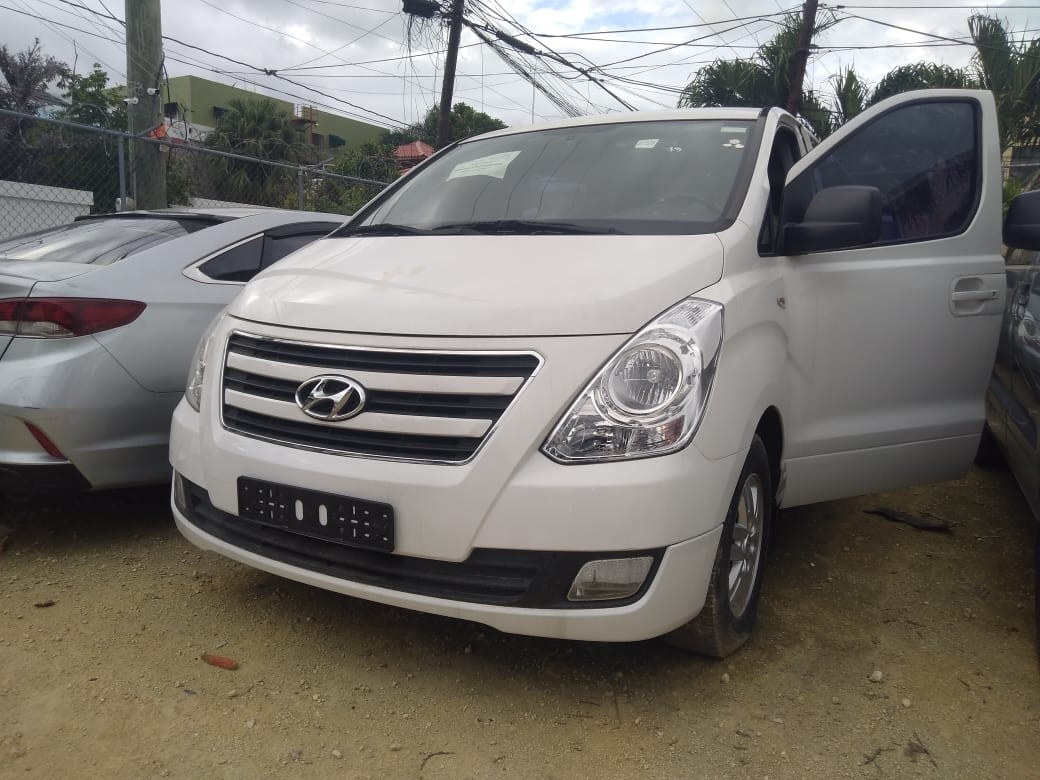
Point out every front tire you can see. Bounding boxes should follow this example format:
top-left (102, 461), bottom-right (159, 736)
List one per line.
top-left (665, 435), bottom-right (773, 658)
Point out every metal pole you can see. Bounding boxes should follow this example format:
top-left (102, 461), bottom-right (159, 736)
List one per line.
top-left (298, 167), bottom-right (305, 210)
top-left (117, 137), bottom-right (127, 210)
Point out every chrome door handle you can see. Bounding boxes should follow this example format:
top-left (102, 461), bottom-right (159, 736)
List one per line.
top-left (951, 289), bottom-right (999, 302)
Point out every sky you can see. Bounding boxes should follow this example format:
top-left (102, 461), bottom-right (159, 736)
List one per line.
top-left (1, 0), bottom-right (1038, 132)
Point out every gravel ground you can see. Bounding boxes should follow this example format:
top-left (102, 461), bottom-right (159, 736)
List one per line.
top-left (0, 465), bottom-right (1037, 779)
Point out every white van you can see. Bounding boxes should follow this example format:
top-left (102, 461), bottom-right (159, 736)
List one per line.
top-left (169, 90), bottom-right (1040, 657)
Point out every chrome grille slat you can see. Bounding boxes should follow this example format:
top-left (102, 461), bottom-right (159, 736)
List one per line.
top-left (228, 332), bottom-right (540, 376)
top-left (223, 390), bottom-right (493, 438)
top-left (225, 352), bottom-right (525, 395)
top-left (224, 368), bottom-right (513, 421)
top-left (221, 332), bottom-right (541, 464)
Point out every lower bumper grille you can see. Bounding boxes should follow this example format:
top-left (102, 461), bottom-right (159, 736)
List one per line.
top-left (178, 478), bottom-right (661, 609)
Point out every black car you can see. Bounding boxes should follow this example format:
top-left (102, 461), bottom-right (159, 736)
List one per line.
top-left (984, 190), bottom-right (1040, 651)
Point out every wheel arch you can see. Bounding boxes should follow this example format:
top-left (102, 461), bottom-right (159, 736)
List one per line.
top-left (754, 406), bottom-right (783, 496)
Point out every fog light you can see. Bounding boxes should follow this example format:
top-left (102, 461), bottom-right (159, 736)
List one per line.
top-left (173, 472), bottom-right (188, 514)
top-left (567, 556), bottom-right (654, 602)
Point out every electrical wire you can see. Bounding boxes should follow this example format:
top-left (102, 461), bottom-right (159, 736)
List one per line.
top-left (36, 0), bottom-right (412, 126)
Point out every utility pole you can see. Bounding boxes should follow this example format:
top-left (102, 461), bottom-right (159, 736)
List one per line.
top-left (125, 0), bottom-right (166, 208)
top-left (785, 0), bottom-right (819, 116)
top-left (436, 0), bottom-right (465, 149)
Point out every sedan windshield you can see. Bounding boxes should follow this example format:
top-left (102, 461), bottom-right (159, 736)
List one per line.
top-left (0, 217), bottom-right (211, 265)
top-left (351, 119), bottom-right (757, 236)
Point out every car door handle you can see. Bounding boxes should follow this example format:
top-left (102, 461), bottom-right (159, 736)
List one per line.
top-left (951, 289), bottom-right (999, 302)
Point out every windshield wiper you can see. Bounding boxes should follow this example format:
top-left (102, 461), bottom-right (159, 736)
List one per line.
top-left (336, 223), bottom-right (433, 237)
top-left (430, 220), bottom-right (624, 235)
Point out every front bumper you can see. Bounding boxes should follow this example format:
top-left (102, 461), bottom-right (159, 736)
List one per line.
top-left (173, 476), bottom-right (724, 642)
top-left (169, 321), bottom-right (745, 642)
top-left (171, 405), bottom-right (743, 642)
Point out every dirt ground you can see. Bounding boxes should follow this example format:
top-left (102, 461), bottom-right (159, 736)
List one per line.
top-left (0, 465), bottom-right (1037, 780)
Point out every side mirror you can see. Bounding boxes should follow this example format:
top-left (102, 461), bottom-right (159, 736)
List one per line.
top-left (780, 185), bottom-right (882, 255)
top-left (1004, 190), bottom-right (1040, 250)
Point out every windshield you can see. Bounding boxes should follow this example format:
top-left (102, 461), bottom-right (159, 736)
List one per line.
top-left (0, 217), bottom-right (211, 265)
top-left (352, 119), bottom-right (757, 236)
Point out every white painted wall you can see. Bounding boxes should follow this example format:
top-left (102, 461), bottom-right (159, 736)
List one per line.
top-left (0, 180), bottom-right (94, 239)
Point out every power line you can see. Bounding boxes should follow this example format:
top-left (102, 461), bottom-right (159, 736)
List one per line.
top-left (289, 0), bottom-right (396, 12)
top-left (161, 48), bottom-right (406, 128)
top-left (521, 8), bottom-right (798, 38)
top-left (195, 0), bottom-right (401, 48)
top-left (280, 5), bottom-right (401, 71)
top-left (834, 8), bottom-right (1038, 52)
top-left (39, 0), bottom-right (411, 126)
top-left (2, 0), bottom-right (126, 79)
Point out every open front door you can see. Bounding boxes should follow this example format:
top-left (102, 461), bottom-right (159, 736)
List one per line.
top-left (776, 90), bottom-right (1004, 507)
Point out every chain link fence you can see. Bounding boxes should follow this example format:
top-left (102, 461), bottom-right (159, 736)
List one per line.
top-left (0, 108), bottom-right (393, 239)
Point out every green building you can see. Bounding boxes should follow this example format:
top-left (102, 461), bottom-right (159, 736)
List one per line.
top-left (163, 75), bottom-right (384, 153)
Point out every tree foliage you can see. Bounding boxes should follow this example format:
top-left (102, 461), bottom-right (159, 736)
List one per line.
top-left (679, 13), bottom-right (836, 137)
top-left (57, 64), bottom-right (127, 130)
top-left (968, 13), bottom-right (1040, 151)
top-left (205, 97), bottom-right (314, 162)
top-left (868, 63), bottom-right (973, 107)
top-left (201, 97), bottom-right (316, 205)
top-left (0, 39), bottom-right (67, 116)
top-left (306, 142), bottom-right (397, 215)
top-left (829, 66), bottom-right (869, 126)
top-left (383, 102), bottom-right (506, 147)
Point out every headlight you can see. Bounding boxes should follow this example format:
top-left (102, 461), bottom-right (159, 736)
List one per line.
top-left (185, 312), bottom-right (226, 412)
top-left (542, 298), bottom-right (723, 463)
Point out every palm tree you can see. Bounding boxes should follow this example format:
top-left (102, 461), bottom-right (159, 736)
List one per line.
top-left (867, 63), bottom-right (974, 107)
top-left (205, 98), bottom-right (313, 163)
top-left (968, 14), bottom-right (1040, 152)
top-left (829, 65), bottom-right (869, 128)
top-left (202, 97), bottom-right (315, 206)
top-left (679, 13), bottom-right (837, 137)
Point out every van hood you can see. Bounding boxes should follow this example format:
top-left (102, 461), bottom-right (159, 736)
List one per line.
top-left (230, 234), bottom-right (726, 337)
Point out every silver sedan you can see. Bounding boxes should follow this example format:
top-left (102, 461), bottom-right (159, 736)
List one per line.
top-left (0, 208), bottom-right (345, 493)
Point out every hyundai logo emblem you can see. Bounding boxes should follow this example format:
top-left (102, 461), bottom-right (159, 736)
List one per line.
top-left (294, 375), bottom-right (366, 422)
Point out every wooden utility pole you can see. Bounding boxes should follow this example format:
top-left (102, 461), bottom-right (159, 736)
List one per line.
top-left (435, 0), bottom-right (465, 149)
top-left (125, 0), bottom-right (166, 208)
top-left (785, 0), bottom-right (819, 116)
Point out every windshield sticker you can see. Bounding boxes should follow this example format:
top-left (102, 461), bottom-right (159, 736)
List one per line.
top-left (723, 139), bottom-right (745, 149)
top-left (447, 151), bottom-right (521, 180)
top-left (721, 126), bottom-right (748, 134)
top-left (634, 138), bottom-right (659, 149)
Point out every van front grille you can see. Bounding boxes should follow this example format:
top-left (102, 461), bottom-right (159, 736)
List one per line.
top-left (220, 332), bottom-right (541, 464)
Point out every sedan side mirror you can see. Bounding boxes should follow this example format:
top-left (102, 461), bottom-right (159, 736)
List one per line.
top-left (779, 185), bottom-right (882, 256)
top-left (1004, 190), bottom-right (1040, 250)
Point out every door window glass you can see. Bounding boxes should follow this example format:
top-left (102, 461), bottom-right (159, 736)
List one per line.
top-left (198, 236), bottom-right (263, 282)
top-left (784, 101), bottom-right (979, 246)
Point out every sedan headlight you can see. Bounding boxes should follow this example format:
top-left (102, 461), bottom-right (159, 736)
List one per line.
top-left (185, 312), bottom-right (226, 412)
top-left (542, 298), bottom-right (723, 463)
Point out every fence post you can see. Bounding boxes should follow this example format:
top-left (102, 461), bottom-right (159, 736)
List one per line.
top-left (297, 167), bottom-right (305, 210)
top-left (117, 138), bottom-right (128, 211)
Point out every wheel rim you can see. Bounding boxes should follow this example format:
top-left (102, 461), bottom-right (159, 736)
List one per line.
top-left (728, 472), bottom-right (765, 619)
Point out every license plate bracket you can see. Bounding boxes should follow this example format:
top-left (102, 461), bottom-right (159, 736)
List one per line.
top-left (237, 476), bottom-right (395, 552)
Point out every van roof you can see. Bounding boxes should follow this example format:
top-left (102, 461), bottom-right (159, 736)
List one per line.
top-left (467, 107), bottom-right (766, 144)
